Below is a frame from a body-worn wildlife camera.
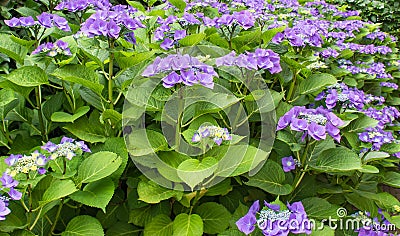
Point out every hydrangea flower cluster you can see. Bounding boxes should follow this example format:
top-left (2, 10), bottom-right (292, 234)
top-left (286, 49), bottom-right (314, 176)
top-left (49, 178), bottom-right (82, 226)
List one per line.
top-left (359, 127), bottom-right (395, 151)
top-left (55, 0), bottom-right (112, 12)
top-left (277, 106), bottom-right (344, 142)
top-left (0, 173), bottom-right (22, 201)
top-left (338, 60), bottom-right (392, 79)
top-left (364, 107), bottom-right (400, 128)
top-left (79, 5), bottom-right (144, 39)
top-left (380, 82), bottom-right (399, 90)
top-left (215, 49), bottom-right (282, 74)
top-left (316, 83), bottom-right (384, 110)
top-left (5, 13), bottom-right (70, 31)
top-left (236, 200), bottom-right (311, 235)
top-left (41, 137), bottom-right (91, 160)
top-left (316, 48), bottom-right (339, 58)
top-left (337, 43), bottom-right (392, 55)
top-left (5, 151), bottom-right (48, 177)
top-left (142, 54), bottom-right (218, 89)
top-left (272, 23), bottom-right (323, 47)
top-left (191, 125), bottom-right (232, 146)
top-left (281, 156), bottom-right (301, 172)
top-left (32, 40), bottom-right (72, 57)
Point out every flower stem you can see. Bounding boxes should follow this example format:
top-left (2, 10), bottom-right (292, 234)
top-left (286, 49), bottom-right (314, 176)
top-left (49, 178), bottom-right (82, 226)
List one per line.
top-left (29, 207), bottom-right (43, 231)
top-left (286, 73), bottom-right (297, 102)
top-left (35, 86), bottom-right (47, 141)
top-left (108, 39), bottom-right (115, 109)
top-left (49, 199), bottom-right (64, 236)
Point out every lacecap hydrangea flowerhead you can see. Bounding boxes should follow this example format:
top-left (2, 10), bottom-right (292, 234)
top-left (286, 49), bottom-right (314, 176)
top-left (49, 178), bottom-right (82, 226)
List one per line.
top-left (191, 124), bottom-right (232, 146)
top-left (277, 106), bottom-right (344, 142)
top-left (41, 137), bottom-right (91, 160)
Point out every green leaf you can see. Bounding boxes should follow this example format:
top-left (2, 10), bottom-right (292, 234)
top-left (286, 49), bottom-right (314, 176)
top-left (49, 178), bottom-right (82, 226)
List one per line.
top-left (70, 178), bottom-right (115, 212)
top-left (354, 190), bottom-right (400, 210)
top-left (126, 129), bottom-right (169, 156)
top-left (127, 1), bottom-right (146, 11)
top-left (138, 179), bottom-right (183, 204)
top-left (179, 33), bottom-right (206, 47)
top-left (363, 151), bottom-right (390, 163)
top-left (382, 172), bottom-right (400, 188)
top-left (177, 157), bottom-right (218, 190)
top-left (7, 66), bottom-right (48, 87)
top-left (42, 92), bottom-right (65, 121)
top-left (195, 202), bottom-right (231, 234)
top-left (299, 73), bottom-right (337, 95)
top-left (359, 165), bottom-right (379, 173)
top-left (245, 160), bottom-right (293, 195)
top-left (380, 143), bottom-right (400, 154)
top-left (343, 115), bottom-right (379, 133)
top-left (62, 215), bottom-right (104, 236)
top-left (168, 0), bottom-right (186, 12)
top-left (40, 179), bottom-right (78, 206)
top-left (310, 147), bottom-right (362, 173)
top-left (77, 151), bottom-right (122, 184)
top-left (261, 26), bottom-right (286, 43)
top-left (106, 222), bottom-right (140, 236)
top-left (51, 106), bottom-right (90, 123)
top-left (0, 76), bottom-right (34, 99)
top-left (173, 214), bottom-right (203, 236)
top-left (115, 51), bottom-right (156, 69)
top-left (52, 65), bottom-right (104, 95)
top-left (144, 214), bottom-right (174, 236)
top-left (0, 34), bottom-right (28, 64)
top-left (344, 193), bottom-right (377, 216)
top-left (129, 201), bottom-right (171, 227)
top-left (0, 88), bottom-right (16, 107)
top-left (302, 197), bottom-right (340, 219)
top-left (64, 117), bottom-right (107, 143)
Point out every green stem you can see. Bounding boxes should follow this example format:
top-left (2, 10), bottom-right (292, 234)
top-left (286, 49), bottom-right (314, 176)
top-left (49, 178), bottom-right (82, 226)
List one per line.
top-left (175, 88), bottom-right (184, 150)
top-left (29, 207), bottom-right (43, 231)
top-left (108, 39), bottom-right (115, 109)
top-left (293, 139), bottom-right (310, 189)
top-left (49, 199), bottom-right (64, 236)
top-left (35, 86), bottom-right (47, 141)
top-left (286, 73), bottom-right (297, 102)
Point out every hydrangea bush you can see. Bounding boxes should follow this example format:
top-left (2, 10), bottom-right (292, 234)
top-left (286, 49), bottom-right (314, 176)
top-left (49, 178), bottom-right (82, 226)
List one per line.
top-left (0, 0), bottom-right (399, 235)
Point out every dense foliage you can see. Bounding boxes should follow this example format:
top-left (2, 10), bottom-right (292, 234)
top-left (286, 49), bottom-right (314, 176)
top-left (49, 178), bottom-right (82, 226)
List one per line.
top-left (0, 0), bottom-right (399, 235)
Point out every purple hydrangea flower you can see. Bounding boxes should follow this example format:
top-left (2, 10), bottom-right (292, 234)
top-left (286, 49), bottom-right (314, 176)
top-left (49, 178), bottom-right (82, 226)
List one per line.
top-left (4, 17), bottom-right (21, 27)
top-left (8, 188), bottom-right (22, 200)
top-left (41, 137), bottom-right (91, 160)
top-left (277, 106), bottom-right (344, 142)
top-left (0, 173), bottom-right (18, 188)
top-left (282, 156), bottom-right (296, 172)
top-left (236, 200), bottom-right (259, 235)
top-left (142, 54), bottom-right (218, 89)
top-left (0, 198), bottom-right (11, 221)
top-left (359, 127), bottom-right (395, 151)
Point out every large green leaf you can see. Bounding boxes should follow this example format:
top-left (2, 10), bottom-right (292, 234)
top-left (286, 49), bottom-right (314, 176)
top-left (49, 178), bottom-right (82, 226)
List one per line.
top-left (299, 73), bottom-right (337, 94)
top-left (354, 190), bottom-right (400, 210)
top-left (51, 106), bottom-right (90, 123)
top-left (70, 178), bottom-right (115, 212)
top-left (129, 201), bottom-right (171, 227)
top-left (179, 33), bottom-right (206, 46)
top-left (173, 214), bottom-right (203, 236)
top-left (195, 202), bottom-right (231, 234)
top-left (382, 172), bottom-right (400, 188)
top-left (310, 147), bottom-right (362, 173)
top-left (0, 34), bottom-right (28, 64)
top-left (40, 179), bottom-right (78, 206)
top-left (168, 0), bottom-right (186, 12)
top-left (302, 197), bottom-right (340, 219)
top-left (144, 214), bottom-right (174, 236)
top-left (0, 88), bottom-right (16, 107)
top-left (177, 157), bottom-right (218, 190)
top-left (342, 115), bottom-right (379, 133)
top-left (62, 215), bottom-right (104, 236)
top-left (126, 129), bottom-right (169, 156)
top-left (64, 117), bottom-right (107, 143)
top-left (76, 151), bottom-right (122, 184)
top-left (52, 65), bottom-right (104, 95)
top-left (7, 66), bottom-right (48, 87)
top-left (137, 179), bottom-right (183, 204)
top-left (106, 222), bottom-right (140, 236)
top-left (245, 160), bottom-right (293, 195)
